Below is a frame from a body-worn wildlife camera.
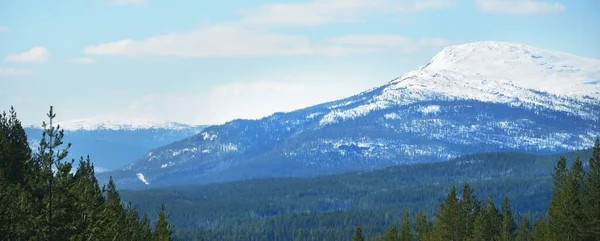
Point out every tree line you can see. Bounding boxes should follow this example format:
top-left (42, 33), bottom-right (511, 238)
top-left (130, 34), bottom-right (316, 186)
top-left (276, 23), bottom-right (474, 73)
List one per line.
top-left (0, 107), bottom-right (173, 241)
top-left (356, 139), bottom-right (600, 241)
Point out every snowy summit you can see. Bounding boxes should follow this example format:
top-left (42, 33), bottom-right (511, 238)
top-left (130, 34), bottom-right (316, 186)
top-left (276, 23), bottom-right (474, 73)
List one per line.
top-left (320, 41), bottom-right (600, 126)
top-left (421, 41), bottom-right (600, 98)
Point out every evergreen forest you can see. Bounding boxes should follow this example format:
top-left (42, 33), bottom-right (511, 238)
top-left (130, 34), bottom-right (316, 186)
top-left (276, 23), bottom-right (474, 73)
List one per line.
top-left (1, 106), bottom-right (599, 241)
top-left (0, 107), bottom-right (174, 240)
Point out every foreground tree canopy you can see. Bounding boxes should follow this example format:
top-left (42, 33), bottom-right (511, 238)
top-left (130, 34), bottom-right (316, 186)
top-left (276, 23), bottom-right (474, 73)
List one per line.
top-left (0, 106), bottom-right (173, 241)
top-left (363, 139), bottom-right (600, 241)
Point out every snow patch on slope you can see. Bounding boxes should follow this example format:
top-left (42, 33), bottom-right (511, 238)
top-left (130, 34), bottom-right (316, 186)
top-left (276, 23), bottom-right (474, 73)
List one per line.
top-left (201, 132), bottom-right (217, 141)
top-left (420, 105), bottom-right (441, 114)
top-left (136, 173), bottom-right (149, 185)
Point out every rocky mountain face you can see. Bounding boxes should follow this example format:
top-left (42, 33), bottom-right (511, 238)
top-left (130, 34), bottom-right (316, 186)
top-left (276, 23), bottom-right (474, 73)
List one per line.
top-left (100, 41), bottom-right (600, 189)
top-left (25, 118), bottom-right (205, 172)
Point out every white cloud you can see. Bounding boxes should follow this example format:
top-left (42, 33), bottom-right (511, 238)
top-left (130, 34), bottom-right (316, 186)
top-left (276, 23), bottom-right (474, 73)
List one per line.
top-left (83, 25), bottom-right (449, 58)
top-left (475, 0), bottom-right (565, 14)
top-left (0, 67), bottom-right (33, 79)
top-left (0, 26), bottom-right (8, 32)
top-left (70, 57), bottom-right (95, 64)
top-left (105, 0), bottom-right (145, 6)
top-left (328, 35), bottom-right (450, 53)
top-left (4, 47), bottom-right (50, 63)
top-left (84, 25), bottom-right (314, 57)
top-left (123, 72), bottom-right (385, 124)
top-left (239, 0), bottom-right (453, 25)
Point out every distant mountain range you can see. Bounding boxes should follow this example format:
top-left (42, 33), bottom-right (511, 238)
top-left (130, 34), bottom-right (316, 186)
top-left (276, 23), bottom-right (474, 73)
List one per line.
top-left (100, 41), bottom-right (600, 189)
top-left (25, 118), bottom-right (206, 172)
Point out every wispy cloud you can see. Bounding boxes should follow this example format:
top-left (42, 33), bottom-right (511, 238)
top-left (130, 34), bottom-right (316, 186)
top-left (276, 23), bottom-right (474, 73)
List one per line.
top-left (70, 57), bottom-right (96, 64)
top-left (475, 0), bottom-right (565, 15)
top-left (83, 25), bottom-right (448, 58)
top-left (328, 35), bottom-right (450, 53)
top-left (0, 67), bottom-right (33, 79)
top-left (84, 25), bottom-right (314, 57)
top-left (105, 0), bottom-right (146, 6)
top-left (0, 26), bottom-right (8, 32)
top-left (211, 81), bottom-right (308, 97)
top-left (239, 0), bottom-right (453, 26)
top-left (4, 47), bottom-right (50, 63)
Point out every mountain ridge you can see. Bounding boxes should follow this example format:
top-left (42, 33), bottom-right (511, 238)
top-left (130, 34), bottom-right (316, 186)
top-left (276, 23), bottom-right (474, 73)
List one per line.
top-left (100, 41), bottom-right (600, 189)
top-left (25, 117), bottom-right (202, 131)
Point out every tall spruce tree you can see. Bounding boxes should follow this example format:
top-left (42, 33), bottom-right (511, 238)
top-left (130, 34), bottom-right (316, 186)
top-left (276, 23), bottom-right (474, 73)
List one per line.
top-left (154, 203), bottom-right (173, 241)
top-left (36, 106), bottom-right (72, 240)
top-left (102, 177), bottom-right (126, 240)
top-left (461, 183), bottom-right (479, 240)
top-left (399, 210), bottom-right (412, 241)
top-left (548, 156), bottom-right (568, 240)
top-left (472, 196), bottom-right (501, 241)
top-left (500, 196), bottom-right (516, 241)
top-left (548, 156), bottom-right (585, 240)
top-left (516, 216), bottom-right (530, 241)
top-left (353, 225), bottom-right (365, 241)
top-left (414, 211), bottom-right (432, 241)
top-left (140, 212), bottom-right (154, 241)
top-left (435, 186), bottom-right (462, 241)
top-left (384, 226), bottom-right (398, 241)
top-left (531, 218), bottom-right (548, 241)
top-left (583, 139), bottom-right (600, 240)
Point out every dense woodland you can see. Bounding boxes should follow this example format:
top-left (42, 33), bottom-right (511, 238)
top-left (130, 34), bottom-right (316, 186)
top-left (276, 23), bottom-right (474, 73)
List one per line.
top-left (0, 107), bottom-right (173, 240)
top-left (2, 106), bottom-right (599, 241)
top-left (363, 142), bottom-right (600, 241)
top-left (122, 147), bottom-right (594, 240)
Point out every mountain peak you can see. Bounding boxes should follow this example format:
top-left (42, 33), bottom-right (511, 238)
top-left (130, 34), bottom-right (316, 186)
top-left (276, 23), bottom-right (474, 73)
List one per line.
top-left (417, 41), bottom-right (600, 98)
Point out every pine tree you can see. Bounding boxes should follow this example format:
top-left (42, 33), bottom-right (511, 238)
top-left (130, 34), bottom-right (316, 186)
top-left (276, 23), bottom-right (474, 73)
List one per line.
top-left (414, 211), bottom-right (432, 241)
top-left (154, 203), bottom-right (173, 241)
top-left (125, 203), bottom-right (142, 240)
top-left (72, 157), bottom-right (105, 240)
top-left (583, 138), bottom-right (600, 240)
top-left (353, 225), bottom-right (365, 241)
top-left (516, 216), bottom-right (530, 241)
top-left (384, 226), bottom-right (398, 241)
top-left (0, 107), bottom-right (35, 239)
top-left (472, 196), bottom-right (501, 241)
top-left (101, 177), bottom-right (126, 240)
top-left (35, 106), bottom-right (72, 240)
top-left (399, 210), bottom-right (412, 241)
top-left (460, 183), bottom-right (479, 240)
top-left (500, 196), bottom-right (516, 241)
top-left (140, 212), bottom-right (154, 241)
top-left (530, 218), bottom-right (548, 241)
top-left (547, 156), bottom-right (567, 240)
top-left (548, 156), bottom-right (585, 240)
top-left (435, 186), bottom-right (461, 241)
top-left (0, 107), bottom-right (31, 183)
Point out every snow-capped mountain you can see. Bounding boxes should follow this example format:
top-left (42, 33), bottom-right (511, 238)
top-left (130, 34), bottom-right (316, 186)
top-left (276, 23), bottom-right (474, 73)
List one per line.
top-left (25, 118), bottom-right (206, 172)
top-left (27, 117), bottom-right (197, 131)
top-left (100, 41), bottom-right (600, 189)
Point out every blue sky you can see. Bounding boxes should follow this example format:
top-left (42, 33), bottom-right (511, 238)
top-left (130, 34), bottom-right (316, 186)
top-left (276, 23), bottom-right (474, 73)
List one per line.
top-left (1, 0), bottom-right (599, 125)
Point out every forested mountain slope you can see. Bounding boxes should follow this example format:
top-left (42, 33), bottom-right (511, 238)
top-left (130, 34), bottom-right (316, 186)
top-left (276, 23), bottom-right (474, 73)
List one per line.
top-left (121, 147), bottom-right (593, 240)
top-left (102, 41), bottom-right (600, 189)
